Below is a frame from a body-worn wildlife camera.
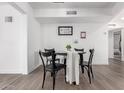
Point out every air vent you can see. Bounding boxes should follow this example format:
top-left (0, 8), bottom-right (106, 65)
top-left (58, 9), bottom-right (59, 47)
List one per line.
top-left (66, 11), bottom-right (77, 15)
top-left (5, 16), bottom-right (13, 22)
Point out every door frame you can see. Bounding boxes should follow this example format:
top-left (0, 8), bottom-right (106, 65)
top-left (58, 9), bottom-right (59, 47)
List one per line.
top-left (108, 27), bottom-right (124, 61)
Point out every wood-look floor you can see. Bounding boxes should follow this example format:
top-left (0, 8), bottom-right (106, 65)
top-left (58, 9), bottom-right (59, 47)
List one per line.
top-left (0, 58), bottom-right (124, 90)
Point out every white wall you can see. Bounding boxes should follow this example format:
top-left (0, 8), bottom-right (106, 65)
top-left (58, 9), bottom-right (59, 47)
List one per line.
top-left (121, 28), bottom-right (124, 61)
top-left (0, 3), bottom-right (43, 74)
top-left (27, 6), bottom-right (42, 73)
top-left (0, 4), bottom-right (26, 74)
top-left (108, 3), bottom-right (124, 61)
top-left (12, 3), bottom-right (43, 73)
top-left (42, 23), bottom-right (108, 64)
top-left (108, 31), bottom-right (114, 58)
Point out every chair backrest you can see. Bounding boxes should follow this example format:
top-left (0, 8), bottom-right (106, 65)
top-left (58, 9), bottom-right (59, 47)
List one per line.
top-left (44, 48), bottom-right (55, 53)
top-left (39, 50), bottom-right (51, 69)
top-left (88, 49), bottom-right (94, 66)
top-left (39, 50), bottom-right (57, 70)
top-left (74, 48), bottom-right (84, 65)
top-left (44, 48), bottom-right (55, 59)
top-left (74, 48), bottom-right (84, 52)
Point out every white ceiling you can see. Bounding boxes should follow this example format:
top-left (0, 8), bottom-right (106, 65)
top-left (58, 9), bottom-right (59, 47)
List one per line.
top-left (0, 2), bottom-right (7, 6)
top-left (29, 2), bottom-right (116, 9)
top-left (29, 2), bottom-right (118, 23)
top-left (36, 16), bottom-right (112, 24)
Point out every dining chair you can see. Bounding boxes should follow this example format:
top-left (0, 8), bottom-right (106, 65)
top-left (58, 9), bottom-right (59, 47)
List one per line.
top-left (39, 50), bottom-right (66, 90)
top-left (81, 49), bottom-right (94, 84)
top-left (74, 48), bottom-right (85, 73)
top-left (44, 48), bottom-right (60, 65)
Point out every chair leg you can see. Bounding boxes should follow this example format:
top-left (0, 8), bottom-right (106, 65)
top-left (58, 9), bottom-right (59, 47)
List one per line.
top-left (51, 72), bottom-right (53, 77)
top-left (46, 60), bottom-right (48, 65)
top-left (50, 60), bottom-right (52, 64)
top-left (64, 58), bottom-right (67, 83)
top-left (64, 66), bottom-right (67, 83)
top-left (53, 72), bottom-right (56, 90)
top-left (42, 71), bottom-right (46, 88)
top-left (58, 59), bottom-right (60, 63)
top-left (90, 66), bottom-right (94, 78)
top-left (81, 66), bottom-right (84, 73)
top-left (87, 68), bottom-right (91, 84)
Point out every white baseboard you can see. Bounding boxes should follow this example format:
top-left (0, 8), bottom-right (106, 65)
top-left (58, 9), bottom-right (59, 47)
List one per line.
top-left (27, 63), bottom-right (41, 74)
top-left (0, 71), bottom-right (22, 74)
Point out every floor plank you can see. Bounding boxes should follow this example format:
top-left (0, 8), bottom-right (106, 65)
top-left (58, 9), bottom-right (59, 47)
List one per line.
top-left (0, 58), bottom-right (124, 90)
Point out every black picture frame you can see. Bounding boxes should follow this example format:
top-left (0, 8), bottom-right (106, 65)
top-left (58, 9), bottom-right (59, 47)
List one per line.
top-left (58, 26), bottom-right (73, 36)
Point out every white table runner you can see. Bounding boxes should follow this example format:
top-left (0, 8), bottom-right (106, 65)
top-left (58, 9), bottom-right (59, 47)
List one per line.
top-left (66, 51), bottom-right (80, 85)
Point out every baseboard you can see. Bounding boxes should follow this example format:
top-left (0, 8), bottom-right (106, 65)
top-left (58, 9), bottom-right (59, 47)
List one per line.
top-left (93, 64), bottom-right (109, 66)
top-left (28, 63), bottom-right (41, 74)
top-left (0, 71), bottom-right (22, 74)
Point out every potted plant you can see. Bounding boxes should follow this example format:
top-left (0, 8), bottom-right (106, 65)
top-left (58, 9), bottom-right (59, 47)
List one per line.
top-left (66, 44), bottom-right (72, 51)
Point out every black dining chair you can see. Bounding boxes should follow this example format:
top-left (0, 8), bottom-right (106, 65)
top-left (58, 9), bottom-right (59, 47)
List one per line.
top-left (44, 48), bottom-right (60, 65)
top-left (74, 48), bottom-right (85, 73)
top-left (39, 50), bottom-right (66, 90)
top-left (81, 49), bottom-right (94, 84)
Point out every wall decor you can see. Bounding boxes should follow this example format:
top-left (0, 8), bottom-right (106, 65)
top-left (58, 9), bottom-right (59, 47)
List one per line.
top-left (80, 32), bottom-right (86, 39)
top-left (58, 26), bottom-right (73, 35)
top-left (5, 16), bottom-right (13, 22)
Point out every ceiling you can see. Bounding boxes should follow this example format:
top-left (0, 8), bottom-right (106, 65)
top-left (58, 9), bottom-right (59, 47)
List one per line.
top-left (0, 2), bottom-right (7, 6)
top-left (36, 16), bottom-right (112, 24)
top-left (29, 2), bottom-right (116, 9)
top-left (29, 2), bottom-right (119, 23)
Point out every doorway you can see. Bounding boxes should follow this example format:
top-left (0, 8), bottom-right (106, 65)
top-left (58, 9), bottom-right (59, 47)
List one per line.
top-left (108, 28), bottom-right (123, 61)
top-left (113, 31), bottom-right (121, 60)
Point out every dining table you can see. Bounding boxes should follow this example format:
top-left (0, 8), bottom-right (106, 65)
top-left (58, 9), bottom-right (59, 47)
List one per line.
top-left (55, 50), bottom-right (86, 85)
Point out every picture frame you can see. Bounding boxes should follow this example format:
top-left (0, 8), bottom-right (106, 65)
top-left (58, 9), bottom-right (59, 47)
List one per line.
top-left (80, 32), bottom-right (86, 39)
top-left (58, 26), bottom-right (73, 36)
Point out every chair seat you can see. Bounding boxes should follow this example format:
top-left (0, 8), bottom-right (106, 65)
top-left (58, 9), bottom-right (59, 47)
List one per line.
top-left (80, 61), bottom-right (88, 66)
top-left (47, 58), bottom-right (60, 61)
top-left (46, 63), bottom-right (65, 72)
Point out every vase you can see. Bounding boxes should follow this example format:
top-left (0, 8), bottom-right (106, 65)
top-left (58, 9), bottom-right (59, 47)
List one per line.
top-left (67, 48), bottom-right (71, 51)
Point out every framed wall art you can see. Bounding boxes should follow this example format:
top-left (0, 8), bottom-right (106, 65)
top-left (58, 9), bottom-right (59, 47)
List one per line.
top-left (80, 32), bottom-right (86, 39)
top-left (58, 26), bottom-right (73, 36)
